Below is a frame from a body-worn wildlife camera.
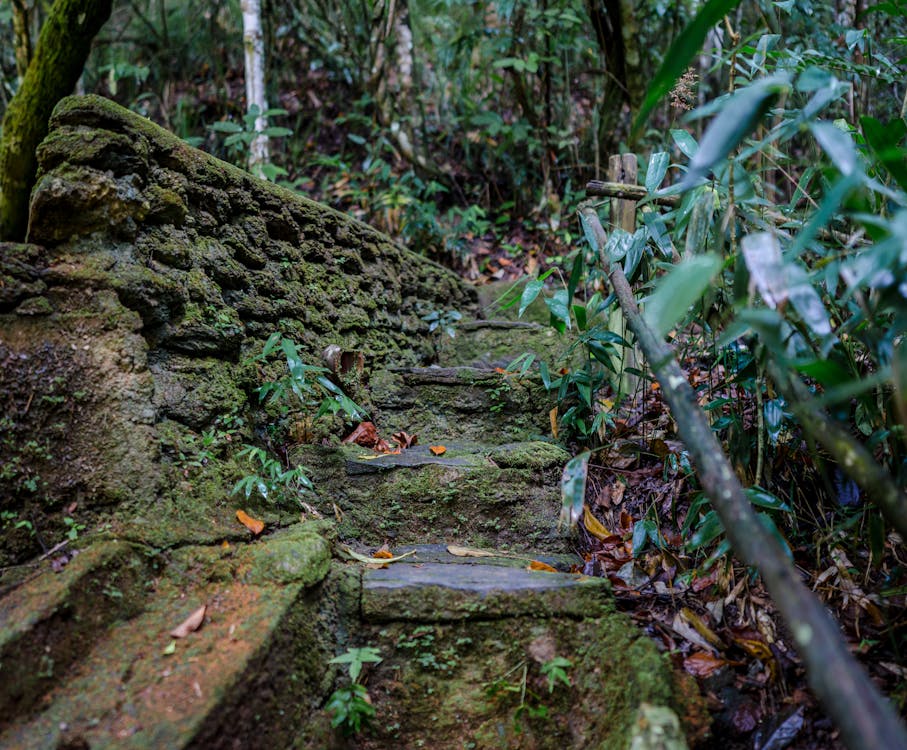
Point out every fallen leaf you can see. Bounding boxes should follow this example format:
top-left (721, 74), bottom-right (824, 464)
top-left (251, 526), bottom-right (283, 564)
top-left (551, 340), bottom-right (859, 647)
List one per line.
top-left (170, 604), bottom-right (207, 638)
top-left (236, 509), bottom-right (264, 536)
top-left (391, 430), bottom-right (417, 449)
top-left (683, 651), bottom-right (731, 678)
top-left (549, 406), bottom-right (559, 439)
top-left (528, 560), bottom-right (558, 572)
top-left (429, 445), bottom-right (447, 455)
top-left (680, 607), bottom-right (725, 649)
top-left (447, 545), bottom-right (497, 558)
top-left (373, 545), bottom-right (394, 559)
top-left (343, 421), bottom-right (381, 448)
top-left (163, 641), bottom-right (177, 655)
top-left (339, 544), bottom-right (417, 564)
top-left (582, 505), bottom-right (613, 541)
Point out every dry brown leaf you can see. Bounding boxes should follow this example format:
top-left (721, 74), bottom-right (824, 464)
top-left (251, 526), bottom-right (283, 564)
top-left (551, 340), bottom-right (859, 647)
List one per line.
top-left (391, 430), bottom-right (417, 449)
top-left (680, 607), bottom-right (725, 649)
top-left (429, 445), bottom-right (447, 456)
top-left (236, 509), bottom-right (264, 536)
top-left (683, 651), bottom-right (731, 678)
top-left (170, 604), bottom-right (207, 638)
top-left (343, 422), bottom-right (381, 448)
top-left (373, 545), bottom-right (394, 560)
top-left (447, 545), bottom-right (497, 558)
top-left (528, 560), bottom-right (558, 573)
top-left (549, 406), bottom-right (559, 439)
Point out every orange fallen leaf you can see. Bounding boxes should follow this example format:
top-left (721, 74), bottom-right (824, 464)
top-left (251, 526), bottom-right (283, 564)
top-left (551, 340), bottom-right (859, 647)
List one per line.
top-left (373, 545), bottom-right (394, 559)
top-left (343, 421), bottom-right (381, 448)
top-left (429, 445), bottom-right (447, 456)
top-left (236, 509), bottom-right (264, 535)
top-left (528, 560), bottom-right (558, 573)
top-left (549, 406), bottom-right (558, 440)
top-left (170, 604), bottom-right (207, 638)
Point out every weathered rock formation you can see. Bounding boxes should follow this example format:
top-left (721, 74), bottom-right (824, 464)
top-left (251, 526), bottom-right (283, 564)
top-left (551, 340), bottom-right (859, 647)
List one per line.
top-left (0, 96), bottom-right (706, 749)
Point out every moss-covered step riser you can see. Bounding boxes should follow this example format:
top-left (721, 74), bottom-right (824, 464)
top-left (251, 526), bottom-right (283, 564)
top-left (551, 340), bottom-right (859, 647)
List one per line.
top-left (0, 526), bottom-right (346, 750)
top-left (0, 542), bottom-right (153, 726)
top-left (368, 366), bottom-right (553, 445)
top-left (294, 442), bottom-right (572, 554)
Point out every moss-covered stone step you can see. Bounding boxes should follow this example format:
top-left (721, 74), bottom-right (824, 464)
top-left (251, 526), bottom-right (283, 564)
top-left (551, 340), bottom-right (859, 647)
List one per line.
top-left (0, 524), bottom-right (349, 750)
top-left (369, 365), bottom-right (553, 444)
top-left (435, 319), bottom-right (563, 369)
top-left (340, 550), bottom-right (700, 749)
top-left (294, 440), bottom-right (571, 553)
top-left (361, 549), bottom-right (607, 622)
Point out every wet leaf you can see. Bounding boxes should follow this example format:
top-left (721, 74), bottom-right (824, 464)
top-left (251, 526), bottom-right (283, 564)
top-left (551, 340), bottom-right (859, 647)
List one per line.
top-left (447, 545), bottom-right (497, 558)
top-left (236, 509), bottom-right (264, 536)
top-left (170, 604), bottom-right (207, 638)
top-left (528, 560), bottom-right (558, 572)
top-left (559, 452), bottom-right (590, 530)
top-left (429, 445), bottom-right (447, 455)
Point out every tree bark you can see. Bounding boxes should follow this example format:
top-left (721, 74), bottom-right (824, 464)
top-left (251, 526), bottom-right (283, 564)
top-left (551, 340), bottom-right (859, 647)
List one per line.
top-left (0, 0), bottom-right (112, 242)
top-left (241, 0), bottom-right (269, 177)
top-left (580, 203), bottom-right (907, 750)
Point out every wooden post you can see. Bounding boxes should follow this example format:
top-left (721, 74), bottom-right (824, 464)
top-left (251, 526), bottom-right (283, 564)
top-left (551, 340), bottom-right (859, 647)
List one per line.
top-left (607, 154), bottom-right (640, 397)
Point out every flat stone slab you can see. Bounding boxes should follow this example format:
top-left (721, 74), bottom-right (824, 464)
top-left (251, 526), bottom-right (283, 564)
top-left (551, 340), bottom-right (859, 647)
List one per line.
top-left (362, 560), bottom-right (609, 622)
top-left (389, 543), bottom-right (578, 571)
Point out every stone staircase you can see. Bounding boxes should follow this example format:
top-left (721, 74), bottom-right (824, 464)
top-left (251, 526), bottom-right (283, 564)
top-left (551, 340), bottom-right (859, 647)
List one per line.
top-left (0, 304), bottom-right (702, 750)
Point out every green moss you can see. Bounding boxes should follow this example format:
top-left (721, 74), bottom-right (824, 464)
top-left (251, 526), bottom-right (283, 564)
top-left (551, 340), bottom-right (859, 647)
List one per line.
top-left (245, 531), bottom-right (331, 586)
top-left (488, 441), bottom-right (570, 470)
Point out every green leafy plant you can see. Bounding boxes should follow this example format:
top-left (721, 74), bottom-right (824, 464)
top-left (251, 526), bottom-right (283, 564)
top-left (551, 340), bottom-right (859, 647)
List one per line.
top-left (231, 444), bottom-right (313, 507)
top-left (540, 656), bottom-right (572, 693)
top-left (327, 646), bottom-right (383, 736)
top-left (209, 105), bottom-right (293, 180)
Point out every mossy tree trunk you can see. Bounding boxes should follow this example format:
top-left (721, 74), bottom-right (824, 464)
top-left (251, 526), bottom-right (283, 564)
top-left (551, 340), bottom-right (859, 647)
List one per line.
top-left (0, 0), bottom-right (112, 242)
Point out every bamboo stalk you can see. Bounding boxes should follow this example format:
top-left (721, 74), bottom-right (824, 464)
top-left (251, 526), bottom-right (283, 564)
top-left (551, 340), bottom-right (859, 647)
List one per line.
top-left (579, 203), bottom-right (907, 750)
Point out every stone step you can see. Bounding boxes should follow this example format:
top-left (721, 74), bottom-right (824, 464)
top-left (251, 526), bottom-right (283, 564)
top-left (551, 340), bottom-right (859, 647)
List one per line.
top-left (294, 440), bottom-right (572, 554)
top-left (0, 524), bottom-right (345, 750)
top-left (360, 545), bottom-right (606, 622)
top-left (369, 365), bottom-right (553, 444)
top-left (0, 541), bottom-right (152, 725)
top-left (435, 318), bottom-right (563, 369)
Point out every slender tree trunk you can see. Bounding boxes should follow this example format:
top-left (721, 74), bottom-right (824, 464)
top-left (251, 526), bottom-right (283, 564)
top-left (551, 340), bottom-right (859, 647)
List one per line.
top-left (241, 0), bottom-right (269, 177)
top-left (0, 0), bottom-right (112, 242)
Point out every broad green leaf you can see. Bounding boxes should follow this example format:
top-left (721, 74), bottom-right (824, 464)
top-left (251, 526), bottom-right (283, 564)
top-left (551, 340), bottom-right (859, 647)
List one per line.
top-left (678, 75), bottom-right (791, 190)
top-left (632, 520), bottom-right (649, 557)
top-left (746, 486), bottom-right (791, 512)
top-left (519, 278), bottom-right (545, 317)
top-left (671, 129), bottom-right (699, 160)
top-left (810, 121), bottom-right (859, 177)
top-left (642, 254), bottom-right (723, 339)
top-left (860, 116), bottom-right (907, 190)
top-left (559, 452), bottom-right (590, 529)
top-left (646, 152), bottom-right (670, 193)
top-left (210, 120), bottom-right (243, 133)
top-left (642, 210), bottom-right (676, 258)
top-left (567, 251), bottom-right (584, 303)
top-left (632, 0), bottom-right (745, 139)
top-left (687, 509), bottom-right (725, 551)
top-left (684, 187), bottom-right (719, 256)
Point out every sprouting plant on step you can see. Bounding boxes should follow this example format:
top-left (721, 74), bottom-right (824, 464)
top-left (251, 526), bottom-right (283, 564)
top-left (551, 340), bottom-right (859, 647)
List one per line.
top-left (540, 656), bottom-right (572, 693)
top-left (231, 444), bottom-right (313, 507)
top-left (252, 332), bottom-right (366, 424)
top-left (421, 308), bottom-right (462, 339)
top-left (326, 646), bottom-right (383, 736)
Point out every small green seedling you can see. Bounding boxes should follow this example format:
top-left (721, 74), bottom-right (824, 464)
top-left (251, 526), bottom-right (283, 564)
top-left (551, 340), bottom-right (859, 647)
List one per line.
top-left (327, 646), bottom-right (383, 735)
top-left (540, 656), bottom-right (572, 693)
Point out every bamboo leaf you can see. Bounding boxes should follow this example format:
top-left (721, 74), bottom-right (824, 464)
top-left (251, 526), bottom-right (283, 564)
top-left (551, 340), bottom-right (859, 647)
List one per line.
top-left (559, 452), bottom-right (590, 529)
top-left (643, 254), bottom-right (722, 339)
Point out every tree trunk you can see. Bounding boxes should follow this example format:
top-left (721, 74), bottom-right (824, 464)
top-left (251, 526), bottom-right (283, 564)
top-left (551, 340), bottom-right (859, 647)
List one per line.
top-left (0, 0), bottom-right (112, 242)
top-left (241, 0), bottom-right (269, 177)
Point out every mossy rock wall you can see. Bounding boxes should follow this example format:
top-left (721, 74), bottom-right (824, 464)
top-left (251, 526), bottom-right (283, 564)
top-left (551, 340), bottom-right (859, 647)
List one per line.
top-left (0, 95), bottom-right (474, 563)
